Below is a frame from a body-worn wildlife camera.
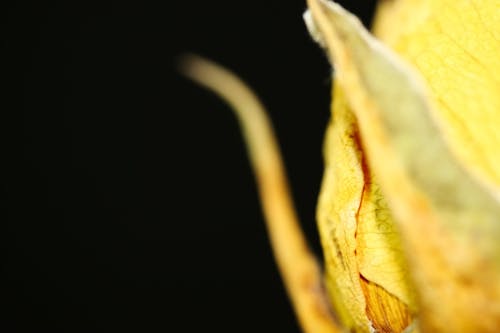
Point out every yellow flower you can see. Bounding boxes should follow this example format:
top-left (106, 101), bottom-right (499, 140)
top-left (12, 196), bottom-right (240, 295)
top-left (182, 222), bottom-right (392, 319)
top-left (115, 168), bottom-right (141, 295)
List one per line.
top-left (181, 0), bottom-right (500, 332)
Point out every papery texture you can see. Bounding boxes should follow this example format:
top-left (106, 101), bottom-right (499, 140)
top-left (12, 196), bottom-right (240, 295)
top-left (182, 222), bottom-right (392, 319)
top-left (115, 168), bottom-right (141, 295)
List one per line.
top-left (307, 0), bottom-right (500, 331)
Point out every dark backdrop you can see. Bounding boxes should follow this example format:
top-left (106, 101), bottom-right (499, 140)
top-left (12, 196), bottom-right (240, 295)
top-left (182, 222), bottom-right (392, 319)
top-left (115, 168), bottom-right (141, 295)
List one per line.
top-left (4, 1), bottom-right (375, 331)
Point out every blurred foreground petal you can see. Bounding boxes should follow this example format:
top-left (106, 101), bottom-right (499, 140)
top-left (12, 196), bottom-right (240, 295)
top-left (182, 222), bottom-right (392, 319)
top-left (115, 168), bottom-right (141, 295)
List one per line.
top-left (179, 55), bottom-right (340, 333)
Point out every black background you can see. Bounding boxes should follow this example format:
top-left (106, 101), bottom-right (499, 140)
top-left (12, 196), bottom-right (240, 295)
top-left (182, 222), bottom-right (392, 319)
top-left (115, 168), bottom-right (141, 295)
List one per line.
top-left (5, 1), bottom-right (375, 331)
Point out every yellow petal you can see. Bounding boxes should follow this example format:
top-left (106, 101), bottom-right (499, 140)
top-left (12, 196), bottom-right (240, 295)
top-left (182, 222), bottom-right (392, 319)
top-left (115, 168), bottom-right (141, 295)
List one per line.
top-left (315, 81), bottom-right (415, 332)
top-left (306, 0), bottom-right (500, 331)
top-left (374, 0), bottom-right (500, 193)
top-left (315, 81), bottom-right (370, 331)
top-left (307, 5), bottom-right (416, 332)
